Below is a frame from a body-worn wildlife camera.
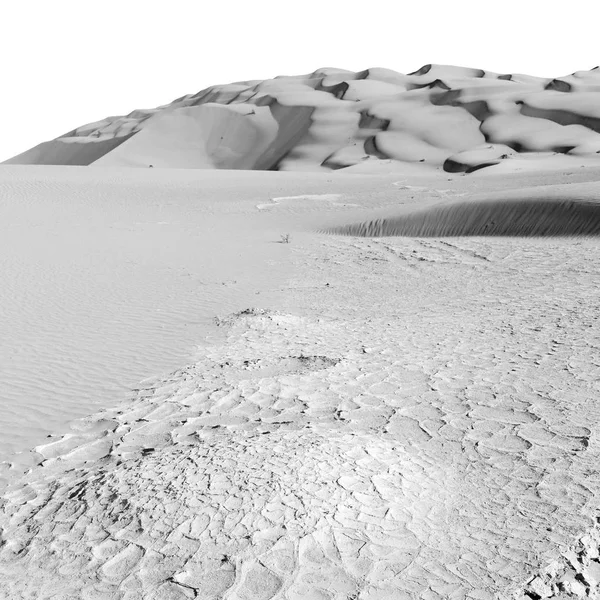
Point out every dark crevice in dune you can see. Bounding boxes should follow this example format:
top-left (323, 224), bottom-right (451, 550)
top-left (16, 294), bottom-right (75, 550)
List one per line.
top-left (355, 69), bottom-right (370, 80)
top-left (324, 198), bottom-right (600, 237)
top-left (315, 79), bottom-right (338, 93)
top-left (251, 97), bottom-right (315, 170)
top-left (321, 149), bottom-right (356, 170)
top-left (443, 158), bottom-right (499, 173)
top-left (553, 145), bottom-right (577, 154)
top-left (459, 100), bottom-right (492, 122)
top-left (498, 74), bottom-right (513, 81)
top-left (442, 158), bottom-right (468, 173)
top-left (321, 156), bottom-right (347, 170)
top-left (364, 136), bottom-right (387, 160)
top-left (323, 82), bottom-right (349, 100)
top-left (545, 79), bottom-right (572, 92)
top-left (408, 64), bottom-right (432, 76)
top-left (481, 136), bottom-right (525, 153)
top-left (243, 91), bottom-right (262, 105)
top-left (430, 79), bottom-right (451, 90)
top-left (520, 103), bottom-right (600, 134)
top-left (227, 92), bottom-right (243, 105)
top-left (414, 79), bottom-right (452, 91)
top-left (358, 112), bottom-right (390, 131)
top-left (465, 161), bottom-right (500, 173)
top-left (474, 69), bottom-right (486, 78)
top-left (268, 159), bottom-right (284, 172)
top-left (236, 93), bottom-right (256, 105)
top-left (197, 89), bottom-right (239, 105)
top-left (192, 86), bottom-right (214, 99)
top-left (228, 89), bottom-right (256, 104)
top-left (432, 89), bottom-right (462, 106)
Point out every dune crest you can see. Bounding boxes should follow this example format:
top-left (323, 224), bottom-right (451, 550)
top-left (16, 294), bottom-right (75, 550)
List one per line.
top-left (327, 197), bottom-right (600, 237)
top-left (5, 65), bottom-right (600, 172)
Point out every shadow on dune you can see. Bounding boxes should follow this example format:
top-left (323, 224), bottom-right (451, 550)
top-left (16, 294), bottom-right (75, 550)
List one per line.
top-left (324, 198), bottom-right (600, 237)
top-left (3, 134), bottom-right (134, 166)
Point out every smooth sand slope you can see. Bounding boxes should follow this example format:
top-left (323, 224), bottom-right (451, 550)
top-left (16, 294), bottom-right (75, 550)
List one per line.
top-left (2, 163), bottom-right (600, 598)
top-left (5, 65), bottom-right (600, 174)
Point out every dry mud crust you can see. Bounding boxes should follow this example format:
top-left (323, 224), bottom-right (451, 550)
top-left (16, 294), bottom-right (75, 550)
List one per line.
top-left (515, 523), bottom-right (600, 599)
top-left (2, 298), bottom-right (600, 599)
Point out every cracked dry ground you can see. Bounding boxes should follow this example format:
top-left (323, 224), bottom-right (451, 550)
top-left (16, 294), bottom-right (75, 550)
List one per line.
top-left (1, 236), bottom-right (600, 599)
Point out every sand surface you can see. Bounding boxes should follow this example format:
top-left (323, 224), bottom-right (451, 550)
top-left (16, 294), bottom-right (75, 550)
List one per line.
top-left (5, 65), bottom-right (600, 174)
top-left (1, 159), bottom-right (600, 598)
top-left (0, 165), bottom-right (384, 463)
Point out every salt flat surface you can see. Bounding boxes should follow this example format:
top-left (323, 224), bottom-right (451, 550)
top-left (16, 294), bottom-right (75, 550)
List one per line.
top-left (2, 164), bottom-right (600, 598)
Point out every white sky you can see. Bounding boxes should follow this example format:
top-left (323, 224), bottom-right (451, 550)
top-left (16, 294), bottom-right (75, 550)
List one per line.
top-left (0, 0), bottom-right (597, 161)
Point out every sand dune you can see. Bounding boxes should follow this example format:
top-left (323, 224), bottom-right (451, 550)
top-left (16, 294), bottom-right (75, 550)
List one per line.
top-left (327, 197), bottom-right (600, 237)
top-left (94, 104), bottom-right (279, 169)
top-left (5, 65), bottom-right (600, 172)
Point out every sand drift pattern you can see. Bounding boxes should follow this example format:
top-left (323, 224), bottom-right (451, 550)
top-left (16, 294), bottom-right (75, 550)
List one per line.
top-left (326, 197), bottom-right (600, 237)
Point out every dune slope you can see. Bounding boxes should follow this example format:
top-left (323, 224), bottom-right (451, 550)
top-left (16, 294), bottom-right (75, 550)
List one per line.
top-left (5, 65), bottom-right (600, 172)
top-left (327, 197), bottom-right (600, 237)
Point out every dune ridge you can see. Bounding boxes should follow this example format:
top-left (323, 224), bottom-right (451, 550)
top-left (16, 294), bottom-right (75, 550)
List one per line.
top-left (326, 197), bottom-right (600, 237)
top-left (5, 65), bottom-right (600, 172)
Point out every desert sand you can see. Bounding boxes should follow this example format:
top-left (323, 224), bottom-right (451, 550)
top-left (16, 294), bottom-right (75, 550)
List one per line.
top-left (2, 65), bottom-right (600, 599)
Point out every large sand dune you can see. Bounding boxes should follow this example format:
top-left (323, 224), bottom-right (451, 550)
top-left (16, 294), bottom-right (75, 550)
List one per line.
top-left (5, 65), bottom-right (600, 173)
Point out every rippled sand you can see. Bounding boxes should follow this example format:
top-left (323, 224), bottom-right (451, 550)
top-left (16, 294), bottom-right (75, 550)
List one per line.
top-left (326, 183), bottom-right (600, 237)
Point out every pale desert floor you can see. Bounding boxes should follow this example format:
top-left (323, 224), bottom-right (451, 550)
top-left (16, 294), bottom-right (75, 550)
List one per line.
top-left (1, 162), bottom-right (600, 599)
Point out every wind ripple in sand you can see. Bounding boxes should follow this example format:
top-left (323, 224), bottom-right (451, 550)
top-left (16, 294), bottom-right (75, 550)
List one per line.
top-left (0, 169), bottom-right (292, 465)
top-left (325, 197), bottom-right (600, 237)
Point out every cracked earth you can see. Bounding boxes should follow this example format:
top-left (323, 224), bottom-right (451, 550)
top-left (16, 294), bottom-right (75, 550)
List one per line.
top-left (1, 234), bottom-right (600, 599)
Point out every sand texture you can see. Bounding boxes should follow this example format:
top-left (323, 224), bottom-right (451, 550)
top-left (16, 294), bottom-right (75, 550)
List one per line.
top-left (4, 65), bottom-right (600, 173)
top-left (2, 162), bottom-right (600, 598)
top-left (327, 183), bottom-right (600, 237)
